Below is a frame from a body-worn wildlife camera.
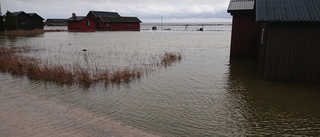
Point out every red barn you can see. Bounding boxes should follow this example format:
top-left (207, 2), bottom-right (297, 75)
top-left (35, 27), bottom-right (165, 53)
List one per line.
top-left (68, 13), bottom-right (96, 32)
top-left (97, 16), bottom-right (141, 31)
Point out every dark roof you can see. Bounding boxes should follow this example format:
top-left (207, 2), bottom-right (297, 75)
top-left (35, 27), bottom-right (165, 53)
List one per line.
top-left (27, 13), bottom-right (36, 16)
top-left (88, 11), bottom-right (121, 17)
top-left (227, 0), bottom-right (255, 13)
top-left (12, 11), bottom-right (44, 20)
top-left (12, 11), bottom-right (28, 16)
top-left (98, 16), bottom-right (142, 23)
top-left (256, 0), bottom-right (320, 22)
top-left (28, 13), bottom-right (45, 20)
top-left (46, 19), bottom-right (68, 22)
top-left (68, 16), bottom-right (87, 21)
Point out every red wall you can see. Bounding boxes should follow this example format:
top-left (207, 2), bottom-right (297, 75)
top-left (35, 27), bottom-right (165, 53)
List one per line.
top-left (97, 19), bottom-right (107, 30)
top-left (68, 21), bottom-right (80, 30)
top-left (109, 23), bottom-right (140, 31)
top-left (68, 17), bottom-right (96, 32)
top-left (96, 19), bottom-right (140, 31)
top-left (230, 14), bottom-right (262, 59)
top-left (261, 23), bottom-right (320, 83)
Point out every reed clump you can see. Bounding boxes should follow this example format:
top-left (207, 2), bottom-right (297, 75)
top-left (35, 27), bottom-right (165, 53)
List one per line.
top-left (0, 46), bottom-right (182, 88)
top-left (161, 52), bottom-right (182, 67)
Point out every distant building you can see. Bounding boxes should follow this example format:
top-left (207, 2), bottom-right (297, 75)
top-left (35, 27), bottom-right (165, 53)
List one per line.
top-left (0, 16), bottom-right (4, 32)
top-left (86, 10), bottom-right (121, 30)
top-left (227, 0), bottom-right (320, 83)
top-left (28, 13), bottom-right (44, 29)
top-left (12, 11), bottom-right (34, 30)
top-left (12, 11), bottom-right (44, 30)
top-left (67, 10), bottom-right (141, 31)
top-left (67, 13), bottom-right (95, 32)
top-left (46, 19), bottom-right (68, 26)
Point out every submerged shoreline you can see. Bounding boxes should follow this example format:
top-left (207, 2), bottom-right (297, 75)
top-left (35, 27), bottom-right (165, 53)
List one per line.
top-left (0, 84), bottom-right (160, 137)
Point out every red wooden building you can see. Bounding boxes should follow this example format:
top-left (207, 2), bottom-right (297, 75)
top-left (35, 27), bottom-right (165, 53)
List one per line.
top-left (68, 11), bottom-right (141, 31)
top-left (86, 11), bottom-right (120, 30)
top-left (67, 13), bottom-right (96, 32)
top-left (228, 0), bottom-right (320, 83)
top-left (227, 0), bottom-right (261, 59)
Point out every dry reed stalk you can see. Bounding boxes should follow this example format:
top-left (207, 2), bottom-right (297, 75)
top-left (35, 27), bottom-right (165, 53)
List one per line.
top-left (26, 62), bottom-right (42, 80)
top-left (73, 64), bottom-right (94, 87)
top-left (94, 69), bottom-right (110, 86)
top-left (5, 29), bottom-right (45, 35)
top-left (39, 64), bottom-right (73, 85)
top-left (111, 70), bottom-right (122, 84)
top-left (161, 52), bottom-right (182, 67)
top-left (0, 46), bottom-right (183, 89)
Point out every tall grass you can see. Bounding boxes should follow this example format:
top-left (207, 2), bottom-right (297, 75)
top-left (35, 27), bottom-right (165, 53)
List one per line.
top-left (161, 52), bottom-right (182, 67)
top-left (0, 46), bottom-right (183, 88)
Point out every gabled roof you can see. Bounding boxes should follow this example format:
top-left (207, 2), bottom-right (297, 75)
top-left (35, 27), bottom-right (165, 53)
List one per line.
top-left (12, 11), bottom-right (44, 20)
top-left (256, 0), bottom-right (320, 22)
top-left (12, 11), bottom-right (29, 17)
top-left (88, 11), bottom-right (121, 18)
top-left (68, 16), bottom-right (88, 22)
top-left (28, 13), bottom-right (45, 20)
top-left (98, 16), bottom-right (142, 23)
top-left (227, 0), bottom-right (255, 13)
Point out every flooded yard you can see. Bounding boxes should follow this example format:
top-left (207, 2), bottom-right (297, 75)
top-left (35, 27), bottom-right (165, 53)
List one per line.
top-left (1, 24), bottom-right (320, 136)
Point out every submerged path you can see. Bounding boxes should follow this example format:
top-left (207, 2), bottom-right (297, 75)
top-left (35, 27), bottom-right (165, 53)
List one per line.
top-left (0, 85), bottom-right (159, 137)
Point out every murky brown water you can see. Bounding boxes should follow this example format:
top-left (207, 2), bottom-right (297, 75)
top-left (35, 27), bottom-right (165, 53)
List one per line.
top-left (1, 24), bottom-right (320, 136)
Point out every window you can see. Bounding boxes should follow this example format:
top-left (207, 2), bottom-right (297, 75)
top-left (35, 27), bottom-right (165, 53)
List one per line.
top-left (128, 23), bottom-right (132, 26)
top-left (105, 23), bottom-right (109, 26)
top-left (261, 28), bottom-right (265, 45)
top-left (86, 21), bottom-right (90, 26)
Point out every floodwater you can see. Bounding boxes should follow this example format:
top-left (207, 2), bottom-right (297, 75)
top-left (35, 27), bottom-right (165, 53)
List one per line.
top-left (1, 23), bottom-right (320, 137)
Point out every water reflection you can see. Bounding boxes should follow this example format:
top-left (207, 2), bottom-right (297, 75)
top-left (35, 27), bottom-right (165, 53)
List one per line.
top-left (227, 59), bottom-right (320, 136)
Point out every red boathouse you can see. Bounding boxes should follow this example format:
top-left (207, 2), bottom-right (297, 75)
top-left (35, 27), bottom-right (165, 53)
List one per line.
top-left (228, 0), bottom-right (320, 83)
top-left (68, 13), bottom-right (96, 32)
top-left (227, 0), bottom-right (261, 59)
top-left (68, 11), bottom-right (142, 31)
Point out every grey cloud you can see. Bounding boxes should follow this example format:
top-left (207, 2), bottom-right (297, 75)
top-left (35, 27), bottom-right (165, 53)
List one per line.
top-left (2, 0), bottom-right (231, 20)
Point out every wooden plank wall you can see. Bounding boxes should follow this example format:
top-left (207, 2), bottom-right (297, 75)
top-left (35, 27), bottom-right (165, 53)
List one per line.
top-left (261, 23), bottom-right (320, 83)
top-left (230, 14), bottom-right (262, 59)
top-left (0, 17), bottom-right (4, 32)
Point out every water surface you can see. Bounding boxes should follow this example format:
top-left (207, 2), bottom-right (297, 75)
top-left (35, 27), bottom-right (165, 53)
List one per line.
top-left (1, 24), bottom-right (320, 136)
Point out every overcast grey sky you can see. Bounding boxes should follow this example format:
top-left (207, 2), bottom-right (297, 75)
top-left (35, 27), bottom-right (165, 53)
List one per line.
top-left (2, 0), bottom-right (231, 22)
